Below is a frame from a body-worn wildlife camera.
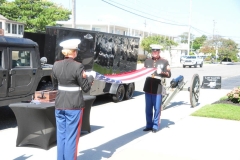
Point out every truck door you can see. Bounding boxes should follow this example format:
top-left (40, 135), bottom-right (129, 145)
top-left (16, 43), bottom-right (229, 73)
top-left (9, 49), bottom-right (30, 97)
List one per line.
top-left (8, 48), bottom-right (38, 97)
top-left (0, 48), bottom-right (8, 98)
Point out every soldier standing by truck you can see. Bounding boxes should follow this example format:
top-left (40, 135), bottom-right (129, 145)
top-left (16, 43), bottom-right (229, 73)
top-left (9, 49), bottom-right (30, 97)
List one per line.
top-left (52, 39), bottom-right (94, 160)
top-left (143, 44), bottom-right (171, 133)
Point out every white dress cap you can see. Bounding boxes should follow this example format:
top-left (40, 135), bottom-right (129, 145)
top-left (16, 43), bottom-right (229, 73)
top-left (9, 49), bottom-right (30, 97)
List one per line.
top-left (150, 44), bottom-right (162, 50)
top-left (59, 39), bottom-right (81, 50)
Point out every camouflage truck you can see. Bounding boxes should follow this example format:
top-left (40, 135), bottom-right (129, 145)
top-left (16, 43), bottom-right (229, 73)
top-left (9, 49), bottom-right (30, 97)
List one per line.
top-left (0, 36), bottom-right (53, 107)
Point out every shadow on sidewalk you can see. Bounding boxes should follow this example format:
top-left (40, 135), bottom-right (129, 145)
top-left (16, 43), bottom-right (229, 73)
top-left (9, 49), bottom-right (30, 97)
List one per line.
top-left (77, 119), bottom-right (175, 160)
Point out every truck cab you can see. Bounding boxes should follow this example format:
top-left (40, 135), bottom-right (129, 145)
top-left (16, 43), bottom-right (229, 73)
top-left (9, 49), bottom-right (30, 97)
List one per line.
top-left (0, 36), bottom-right (53, 106)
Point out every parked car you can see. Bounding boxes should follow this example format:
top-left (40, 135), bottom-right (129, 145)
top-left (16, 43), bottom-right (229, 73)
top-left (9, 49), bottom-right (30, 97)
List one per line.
top-left (183, 55), bottom-right (203, 68)
top-left (180, 55), bottom-right (188, 63)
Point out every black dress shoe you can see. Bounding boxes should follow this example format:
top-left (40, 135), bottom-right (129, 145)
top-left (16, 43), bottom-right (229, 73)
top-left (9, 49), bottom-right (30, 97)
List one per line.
top-left (143, 128), bottom-right (152, 131)
top-left (152, 129), bottom-right (158, 133)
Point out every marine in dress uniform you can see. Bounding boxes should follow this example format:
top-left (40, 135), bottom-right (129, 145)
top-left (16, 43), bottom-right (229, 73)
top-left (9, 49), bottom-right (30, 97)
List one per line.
top-left (143, 44), bottom-right (171, 133)
top-left (52, 39), bottom-right (94, 160)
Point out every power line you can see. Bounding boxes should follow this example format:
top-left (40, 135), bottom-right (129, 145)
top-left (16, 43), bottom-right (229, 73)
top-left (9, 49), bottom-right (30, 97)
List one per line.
top-left (191, 26), bottom-right (211, 35)
top-left (102, 0), bottom-right (240, 41)
top-left (121, 0), bottom-right (189, 16)
top-left (106, 0), bottom-right (185, 24)
top-left (102, 0), bottom-right (188, 26)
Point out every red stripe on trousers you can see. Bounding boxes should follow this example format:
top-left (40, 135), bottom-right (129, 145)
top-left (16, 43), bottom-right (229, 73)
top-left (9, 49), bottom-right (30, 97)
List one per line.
top-left (74, 108), bottom-right (84, 160)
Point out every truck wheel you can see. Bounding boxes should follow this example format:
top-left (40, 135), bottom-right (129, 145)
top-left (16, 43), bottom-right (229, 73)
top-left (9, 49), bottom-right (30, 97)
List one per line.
top-left (200, 63), bottom-right (203, 67)
top-left (112, 84), bottom-right (125, 102)
top-left (183, 65), bottom-right (186, 68)
top-left (124, 83), bottom-right (135, 100)
top-left (194, 63), bottom-right (197, 68)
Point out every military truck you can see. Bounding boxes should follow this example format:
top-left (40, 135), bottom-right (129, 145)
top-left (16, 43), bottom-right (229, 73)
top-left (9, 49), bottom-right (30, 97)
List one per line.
top-left (0, 36), bottom-right (53, 107)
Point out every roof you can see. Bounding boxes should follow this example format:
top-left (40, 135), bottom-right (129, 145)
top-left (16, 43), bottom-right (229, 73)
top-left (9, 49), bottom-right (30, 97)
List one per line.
top-left (0, 14), bottom-right (8, 20)
top-left (0, 14), bottom-right (25, 25)
top-left (0, 36), bottom-right (38, 47)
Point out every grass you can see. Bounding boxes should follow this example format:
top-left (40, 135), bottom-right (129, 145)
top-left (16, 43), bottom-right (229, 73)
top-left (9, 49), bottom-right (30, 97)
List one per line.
top-left (191, 103), bottom-right (240, 121)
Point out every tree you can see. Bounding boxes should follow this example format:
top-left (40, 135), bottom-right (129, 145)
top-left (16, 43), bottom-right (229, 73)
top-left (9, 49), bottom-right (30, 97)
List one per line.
top-left (141, 35), bottom-right (178, 53)
top-left (218, 38), bottom-right (238, 61)
top-left (0, 0), bottom-right (71, 32)
top-left (0, 0), bottom-right (6, 5)
top-left (192, 35), bottom-right (207, 51)
top-left (178, 32), bottom-right (194, 43)
top-left (200, 38), bottom-right (238, 61)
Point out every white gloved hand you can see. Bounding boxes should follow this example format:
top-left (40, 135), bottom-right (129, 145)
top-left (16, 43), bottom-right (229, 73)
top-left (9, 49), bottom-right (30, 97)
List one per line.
top-left (157, 68), bottom-right (162, 74)
top-left (157, 65), bottom-right (162, 74)
top-left (85, 71), bottom-right (96, 78)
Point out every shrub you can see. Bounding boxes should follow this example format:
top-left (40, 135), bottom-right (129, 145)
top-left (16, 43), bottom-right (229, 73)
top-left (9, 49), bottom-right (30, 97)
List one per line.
top-left (227, 87), bottom-right (240, 103)
top-left (204, 56), bottom-right (211, 61)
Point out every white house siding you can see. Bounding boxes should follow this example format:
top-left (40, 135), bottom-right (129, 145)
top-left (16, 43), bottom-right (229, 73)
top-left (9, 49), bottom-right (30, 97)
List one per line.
top-left (0, 14), bottom-right (24, 38)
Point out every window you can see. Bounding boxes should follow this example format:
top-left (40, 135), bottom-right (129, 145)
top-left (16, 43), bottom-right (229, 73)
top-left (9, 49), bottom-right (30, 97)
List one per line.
top-left (18, 25), bottom-right (23, 35)
top-left (0, 22), bottom-right (2, 29)
top-left (92, 27), bottom-right (101, 31)
top-left (12, 50), bottom-right (31, 68)
top-left (12, 24), bottom-right (17, 34)
top-left (5, 23), bottom-right (11, 33)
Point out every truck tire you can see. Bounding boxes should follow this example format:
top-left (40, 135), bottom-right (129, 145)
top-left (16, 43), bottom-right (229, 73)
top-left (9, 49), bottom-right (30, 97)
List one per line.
top-left (200, 62), bottom-right (203, 67)
top-left (112, 84), bottom-right (125, 102)
top-left (124, 83), bottom-right (135, 100)
top-left (194, 63), bottom-right (197, 68)
top-left (183, 65), bottom-right (186, 68)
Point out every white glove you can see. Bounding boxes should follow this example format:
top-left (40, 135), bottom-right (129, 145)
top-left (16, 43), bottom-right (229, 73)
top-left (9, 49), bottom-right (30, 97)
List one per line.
top-left (85, 71), bottom-right (96, 78)
top-left (157, 65), bottom-right (162, 74)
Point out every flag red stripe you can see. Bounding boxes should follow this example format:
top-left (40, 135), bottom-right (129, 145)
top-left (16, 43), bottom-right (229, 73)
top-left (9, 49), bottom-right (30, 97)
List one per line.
top-left (104, 67), bottom-right (147, 77)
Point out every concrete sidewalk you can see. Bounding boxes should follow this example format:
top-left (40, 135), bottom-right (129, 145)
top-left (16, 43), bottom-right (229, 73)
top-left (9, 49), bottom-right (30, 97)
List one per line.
top-left (108, 88), bottom-right (240, 160)
top-left (109, 116), bottom-right (240, 160)
top-left (1, 87), bottom-right (239, 160)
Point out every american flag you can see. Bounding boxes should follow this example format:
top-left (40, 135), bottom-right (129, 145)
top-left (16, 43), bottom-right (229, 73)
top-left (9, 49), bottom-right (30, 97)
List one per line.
top-left (95, 67), bottom-right (157, 84)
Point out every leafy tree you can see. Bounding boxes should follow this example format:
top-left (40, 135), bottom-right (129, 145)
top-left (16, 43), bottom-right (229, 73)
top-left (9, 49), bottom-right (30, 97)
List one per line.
top-left (218, 38), bottom-right (238, 61)
top-left (0, 0), bottom-right (71, 32)
top-left (141, 35), bottom-right (178, 53)
top-left (0, 0), bottom-right (6, 5)
top-left (200, 38), bottom-right (238, 61)
top-left (192, 35), bottom-right (207, 51)
top-left (178, 32), bottom-right (194, 43)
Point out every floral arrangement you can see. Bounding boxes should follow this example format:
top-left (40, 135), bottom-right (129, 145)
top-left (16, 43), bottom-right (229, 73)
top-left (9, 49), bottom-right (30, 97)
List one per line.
top-left (227, 87), bottom-right (240, 103)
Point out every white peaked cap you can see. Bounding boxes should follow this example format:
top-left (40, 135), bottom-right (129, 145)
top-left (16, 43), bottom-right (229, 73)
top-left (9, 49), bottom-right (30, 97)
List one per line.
top-left (150, 44), bottom-right (162, 50)
top-left (59, 39), bottom-right (81, 50)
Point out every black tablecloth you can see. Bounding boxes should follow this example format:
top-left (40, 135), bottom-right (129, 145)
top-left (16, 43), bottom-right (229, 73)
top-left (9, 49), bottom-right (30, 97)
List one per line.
top-left (9, 95), bottom-right (96, 150)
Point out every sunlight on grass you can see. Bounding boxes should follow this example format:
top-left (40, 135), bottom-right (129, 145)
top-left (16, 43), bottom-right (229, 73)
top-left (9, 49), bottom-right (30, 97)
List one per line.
top-left (191, 104), bottom-right (240, 121)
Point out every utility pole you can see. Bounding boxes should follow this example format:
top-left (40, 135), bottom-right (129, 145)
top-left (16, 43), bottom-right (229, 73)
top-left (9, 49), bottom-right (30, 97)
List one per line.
top-left (72, 0), bottom-right (76, 28)
top-left (187, 0), bottom-right (192, 55)
top-left (212, 20), bottom-right (216, 40)
top-left (213, 20), bottom-right (218, 62)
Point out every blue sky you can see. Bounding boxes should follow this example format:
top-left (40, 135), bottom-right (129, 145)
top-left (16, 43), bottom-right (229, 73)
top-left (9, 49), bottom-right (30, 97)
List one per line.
top-left (51, 0), bottom-right (239, 43)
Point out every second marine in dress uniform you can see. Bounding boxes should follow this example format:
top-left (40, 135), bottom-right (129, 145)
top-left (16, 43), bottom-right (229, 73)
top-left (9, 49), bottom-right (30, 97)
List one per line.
top-left (52, 39), bottom-right (94, 160)
top-left (143, 44), bottom-right (171, 133)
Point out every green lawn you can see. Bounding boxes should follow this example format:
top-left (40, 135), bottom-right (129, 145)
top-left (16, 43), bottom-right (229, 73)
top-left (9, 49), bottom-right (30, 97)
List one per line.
top-left (191, 103), bottom-right (240, 121)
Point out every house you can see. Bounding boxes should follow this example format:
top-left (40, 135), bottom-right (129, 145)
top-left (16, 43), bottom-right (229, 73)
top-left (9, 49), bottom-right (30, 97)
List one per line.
top-left (56, 20), bottom-right (160, 38)
top-left (0, 14), bottom-right (25, 38)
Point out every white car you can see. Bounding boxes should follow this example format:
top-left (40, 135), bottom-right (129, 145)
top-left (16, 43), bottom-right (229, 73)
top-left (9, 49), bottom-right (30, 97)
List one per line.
top-left (183, 56), bottom-right (203, 68)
